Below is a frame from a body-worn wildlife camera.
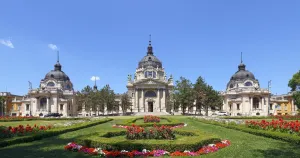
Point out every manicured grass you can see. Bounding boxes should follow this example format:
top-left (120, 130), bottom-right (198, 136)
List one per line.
top-left (0, 116), bottom-right (300, 157)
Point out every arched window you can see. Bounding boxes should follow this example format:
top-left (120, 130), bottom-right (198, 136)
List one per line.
top-left (244, 82), bottom-right (252, 86)
top-left (145, 91), bottom-right (157, 97)
top-left (230, 84), bottom-right (234, 88)
top-left (47, 82), bottom-right (55, 87)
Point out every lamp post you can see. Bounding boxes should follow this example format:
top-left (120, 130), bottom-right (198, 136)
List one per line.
top-left (268, 80), bottom-right (272, 115)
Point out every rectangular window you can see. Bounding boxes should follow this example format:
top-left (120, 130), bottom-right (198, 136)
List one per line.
top-left (229, 104), bottom-right (232, 110)
top-left (26, 104), bottom-right (30, 111)
top-left (270, 104), bottom-right (273, 110)
top-left (237, 104), bottom-right (240, 110)
top-left (148, 71), bottom-right (152, 78)
top-left (153, 72), bottom-right (156, 78)
top-left (68, 104), bottom-right (71, 110)
top-left (264, 98), bottom-right (266, 105)
top-left (60, 104), bottom-right (64, 111)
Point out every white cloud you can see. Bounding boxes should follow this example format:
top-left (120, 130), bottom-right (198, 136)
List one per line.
top-left (48, 44), bottom-right (58, 50)
top-left (0, 39), bottom-right (14, 48)
top-left (91, 76), bottom-right (100, 81)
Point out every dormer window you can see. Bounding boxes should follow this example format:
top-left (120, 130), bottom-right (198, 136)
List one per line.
top-left (230, 84), bottom-right (234, 88)
top-left (144, 71), bottom-right (157, 78)
top-left (245, 82), bottom-right (253, 86)
top-left (47, 82), bottom-right (55, 87)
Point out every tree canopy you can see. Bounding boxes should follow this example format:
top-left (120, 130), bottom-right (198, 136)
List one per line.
top-left (288, 70), bottom-right (300, 91)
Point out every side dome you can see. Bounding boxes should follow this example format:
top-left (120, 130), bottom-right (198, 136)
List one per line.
top-left (44, 61), bottom-right (70, 81)
top-left (230, 63), bottom-right (255, 81)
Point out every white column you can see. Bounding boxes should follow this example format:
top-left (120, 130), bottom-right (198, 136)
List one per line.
top-left (292, 99), bottom-right (295, 112)
top-left (162, 89), bottom-right (166, 111)
top-left (250, 97), bottom-right (253, 111)
top-left (135, 89), bottom-right (138, 111)
top-left (137, 90), bottom-right (140, 112)
top-left (142, 89), bottom-right (144, 112)
top-left (46, 98), bottom-right (49, 113)
top-left (157, 89), bottom-right (160, 112)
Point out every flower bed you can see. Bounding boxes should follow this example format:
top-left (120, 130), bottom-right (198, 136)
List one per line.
top-left (0, 118), bottom-right (113, 148)
top-left (0, 116), bottom-right (88, 122)
top-left (64, 140), bottom-right (230, 157)
top-left (126, 124), bottom-right (175, 140)
top-left (0, 124), bottom-right (53, 138)
top-left (117, 117), bottom-right (183, 127)
top-left (144, 115), bottom-right (160, 123)
top-left (245, 119), bottom-right (300, 135)
top-left (0, 116), bottom-right (38, 122)
top-left (113, 123), bottom-right (186, 129)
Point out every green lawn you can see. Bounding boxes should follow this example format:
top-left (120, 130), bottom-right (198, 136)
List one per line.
top-left (0, 116), bottom-right (300, 157)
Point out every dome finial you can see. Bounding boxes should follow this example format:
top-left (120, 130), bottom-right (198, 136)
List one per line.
top-left (57, 51), bottom-right (60, 63)
top-left (147, 34), bottom-right (153, 55)
top-left (54, 50), bottom-right (62, 71)
top-left (241, 52), bottom-right (243, 63)
top-left (93, 79), bottom-right (97, 91)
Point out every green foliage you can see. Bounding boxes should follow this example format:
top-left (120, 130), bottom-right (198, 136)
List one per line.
top-left (293, 91), bottom-right (300, 109)
top-left (288, 70), bottom-right (300, 91)
top-left (121, 93), bottom-right (132, 114)
top-left (0, 118), bottom-right (113, 148)
top-left (174, 77), bottom-right (194, 114)
top-left (76, 84), bottom-right (118, 115)
top-left (193, 117), bottom-right (300, 145)
top-left (77, 129), bottom-right (221, 152)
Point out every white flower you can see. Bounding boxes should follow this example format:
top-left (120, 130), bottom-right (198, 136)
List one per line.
top-left (121, 150), bottom-right (128, 153)
top-left (184, 123), bottom-right (187, 126)
top-left (142, 149), bottom-right (148, 153)
top-left (184, 150), bottom-right (190, 153)
top-left (76, 145), bottom-right (82, 150)
top-left (67, 142), bottom-right (72, 145)
top-left (208, 144), bottom-right (216, 147)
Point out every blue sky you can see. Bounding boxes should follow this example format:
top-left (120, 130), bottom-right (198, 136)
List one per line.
top-left (0, 0), bottom-right (300, 95)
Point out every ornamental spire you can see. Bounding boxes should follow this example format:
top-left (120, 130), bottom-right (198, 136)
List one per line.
top-left (241, 52), bottom-right (243, 63)
top-left (57, 51), bottom-right (60, 63)
top-left (147, 34), bottom-right (153, 55)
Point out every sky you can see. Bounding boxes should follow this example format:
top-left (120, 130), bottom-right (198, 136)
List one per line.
top-left (0, 0), bottom-right (300, 96)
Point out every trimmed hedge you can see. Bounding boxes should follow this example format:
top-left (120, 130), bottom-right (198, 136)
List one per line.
top-left (0, 117), bottom-right (89, 122)
top-left (77, 129), bottom-right (221, 152)
top-left (116, 117), bottom-right (183, 127)
top-left (0, 118), bottom-right (113, 148)
top-left (221, 116), bottom-right (300, 120)
top-left (193, 117), bottom-right (300, 144)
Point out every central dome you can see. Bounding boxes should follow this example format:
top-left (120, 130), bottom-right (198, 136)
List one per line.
top-left (138, 41), bottom-right (162, 68)
top-left (44, 61), bottom-right (70, 81)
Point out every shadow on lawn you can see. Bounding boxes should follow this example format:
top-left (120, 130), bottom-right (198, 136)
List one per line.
top-left (251, 142), bottom-right (300, 158)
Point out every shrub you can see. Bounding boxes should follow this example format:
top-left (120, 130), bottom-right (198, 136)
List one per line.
top-left (126, 125), bottom-right (175, 140)
top-left (77, 129), bottom-right (221, 152)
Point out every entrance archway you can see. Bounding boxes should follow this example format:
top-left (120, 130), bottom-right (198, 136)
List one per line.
top-left (148, 102), bottom-right (153, 112)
